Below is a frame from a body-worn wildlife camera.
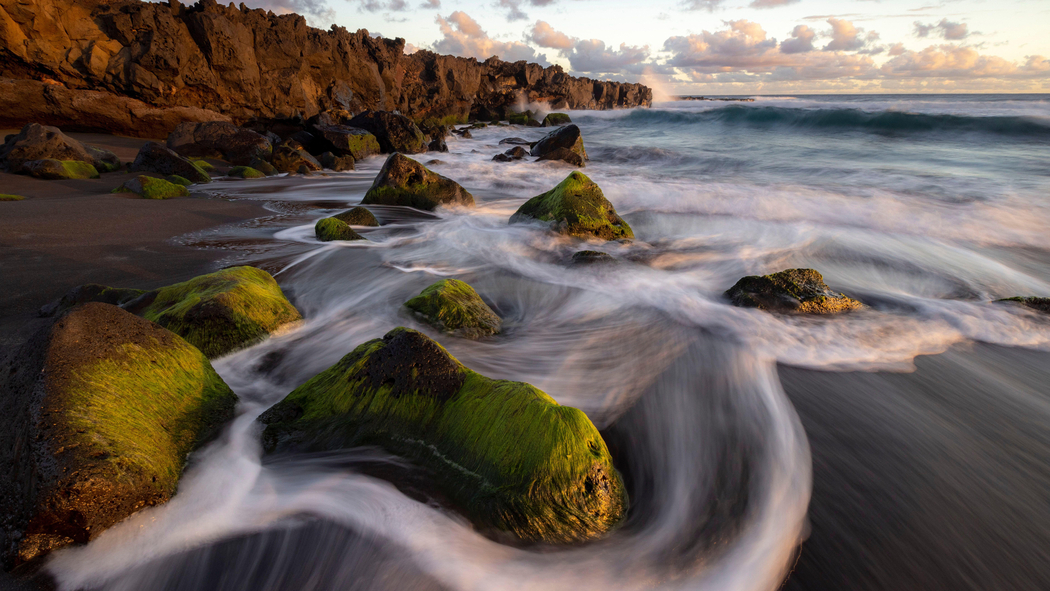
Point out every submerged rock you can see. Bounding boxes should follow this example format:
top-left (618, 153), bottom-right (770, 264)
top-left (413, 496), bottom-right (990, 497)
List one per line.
top-left (0, 123), bottom-right (120, 173)
top-left (166, 121), bottom-right (272, 165)
top-left (530, 124), bottom-right (587, 162)
top-left (315, 217), bottom-right (365, 242)
top-left (347, 111), bottom-right (427, 154)
top-left (258, 327), bottom-right (627, 543)
top-left (333, 206), bottom-right (379, 226)
top-left (542, 113), bottom-right (572, 127)
top-left (998, 297), bottom-right (1050, 314)
top-left (22, 158), bottom-right (100, 180)
top-left (724, 268), bottom-right (863, 314)
top-left (0, 303), bottom-right (237, 567)
top-left (571, 250), bottom-right (616, 265)
top-left (537, 147), bottom-right (585, 167)
top-left (404, 279), bottom-right (502, 338)
top-left (428, 138), bottom-right (448, 153)
top-left (499, 137), bottom-right (532, 146)
top-left (228, 166), bottom-right (266, 179)
top-left (510, 171), bottom-right (634, 241)
top-left (130, 142), bottom-right (211, 184)
top-left (362, 153), bottom-right (474, 211)
top-left (113, 175), bottom-right (190, 199)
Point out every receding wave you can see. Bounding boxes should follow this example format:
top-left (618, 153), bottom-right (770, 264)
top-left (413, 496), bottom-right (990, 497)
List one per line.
top-left (613, 105), bottom-right (1050, 138)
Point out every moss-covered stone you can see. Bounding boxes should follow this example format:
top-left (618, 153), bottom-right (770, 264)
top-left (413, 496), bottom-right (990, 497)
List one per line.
top-left (315, 217), bottom-right (365, 242)
top-left (542, 113), bottom-right (572, 127)
top-left (250, 158), bottom-right (279, 176)
top-left (510, 171), bottom-right (633, 241)
top-left (0, 303), bottom-right (237, 566)
top-left (724, 268), bottom-right (863, 314)
top-left (23, 158), bottom-right (100, 180)
top-left (508, 111), bottom-right (541, 127)
top-left (259, 328), bottom-right (627, 543)
top-left (272, 143), bottom-right (322, 173)
top-left (362, 153), bottom-right (475, 211)
top-left (0, 194), bottom-right (25, 201)
top-left (134, 266), bottom-right (302, 358)
top-left (997, 297), bottom-right (1050, 314)
top-left (405, 279), bottom-right (502, 338)
top-left (229, 165), bottom-right (266, 179)
top-left (190, 158), bottom-right (216, 173)
top-left (166, 175), bottom-right (193, 186)
top-left (131, 143), bottom-right (211, 184)
top-left (113, 175), bottom-right (190, 199)
top-left (333, 206), bottom-right (379, 226)
top-left (315, 126), bottom-right (381, 160)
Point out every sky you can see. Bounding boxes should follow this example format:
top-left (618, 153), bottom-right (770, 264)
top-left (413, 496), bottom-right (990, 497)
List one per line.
top-left (246, 0), bottom-right (1050, 94)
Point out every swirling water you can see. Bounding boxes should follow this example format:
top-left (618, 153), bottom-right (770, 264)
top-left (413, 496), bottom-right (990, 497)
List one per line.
top-left (46, 94), bottom-right (1050, 590)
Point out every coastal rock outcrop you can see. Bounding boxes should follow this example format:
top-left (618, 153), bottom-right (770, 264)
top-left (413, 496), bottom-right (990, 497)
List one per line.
top-left (404, 279), bottom-right (502, 338)
top-left (724, 268), bottom-right (863, 314)
top-left (258, 327), bottom-right (627, 543)
top-left (510, 171), bottom-right (634, 241)
top-left (166, 121), bottom-right (272, 165)
top-left (0, 303), bottom-right (237, 567)
top-left (362, 153), bottom-right (474, 211)
top-left (0, 123), bottom-right (119, 173)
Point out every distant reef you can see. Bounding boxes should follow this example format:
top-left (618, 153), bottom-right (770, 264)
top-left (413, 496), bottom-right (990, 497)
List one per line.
top-left (0, 0), bottom-right (652, 137)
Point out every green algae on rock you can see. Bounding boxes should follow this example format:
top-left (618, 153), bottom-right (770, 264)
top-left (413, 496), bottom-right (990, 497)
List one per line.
top-left (404, 278), bottom-right (502, 338)
top-left (259, 327), bottom-right (627, 543)
top-left (0, 193), bottom-right (26, 201)
top-left (510, 171), bottom-right (634, 241)
top-left (113, 175), bottom-right (190, 199)
top-left (315, 217), bottom-right (365, 242)
top-left (333, 206), bottom-right (379, 226)
top-left (131, 266), bottom-right (302, 358)
top-left (997, 297), bottom-right (1050, 314)
top-left (362, 153), bottom-right (474, 211)
top-left (571, 250), bottom-right (616, 265)
top-left (542, 113), bottom-right (572, 127)
top-left (23, 158), bottom-right (100, 180)
top-left (166, 174), bottom-right (194, 186)
top-left (724, 268), bottom-right (863, 314)
top-left (0, 303), bottom-right (237, 567)
top-left (229, 165), bottom-right (266, 179)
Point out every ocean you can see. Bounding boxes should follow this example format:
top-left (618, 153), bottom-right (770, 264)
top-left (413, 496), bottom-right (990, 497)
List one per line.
top-left (43, 94), bottom-right (1050, 590)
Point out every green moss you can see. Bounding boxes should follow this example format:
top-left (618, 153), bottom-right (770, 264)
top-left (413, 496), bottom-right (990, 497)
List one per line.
top-left (510, 171), bottom-right (634, 241)
top-left (113, 175), bottom-right (189, 199)
top-left (0, 194), bottom-right (26, 201)
top-left (24, 159), bottom-right (101, 180)
top-left (362, 153), bottom-right (474, 211)
top-left (165, 175), bottom-right (193, 187)
top-left (333, 206), bottom-right (379, 227)
top-left (542, 113), bottom-right (572, 127)
top-left (508, 111), bottom-right (540, 126)
top-left (138, 266), bottom-right (302, 358)
top-left (260, 328), bottom-right (626, 543)
top-left (229, 166), bottom-right (266, 179)
top-left (249, 158), bottom-right (279, 176)
top-left (190, 158), bottom-right (216, 173)
top-left (725, 268), bottom-right (863, 314)
top-left (404, 279), bottom-right (502, 338)
top-left (315, 217), bottom-right (365, 242)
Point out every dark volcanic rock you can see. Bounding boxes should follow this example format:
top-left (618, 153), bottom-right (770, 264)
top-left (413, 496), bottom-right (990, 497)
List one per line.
top-left (531, 124), bottom-right (588, 162)
top-left (21, 158), bottom-right (100, 180)
top-left (313, 126), bottom-right (380, 160)
top-left (510, 171), bottom-right (633, 240)
top-left (315, 217), bottom-right (365, 242)
top-left (347, 111), bottom-right (428, 154)
top-left (130, 142), bottom-right (211, 183)
top-left (499, 137), bottom-right (532, 146)
top-left (492, 153), bottom-right (512, 162)
top-left (428, 139), bottom-right (448, 153)
top-left (404, 278), bottom-right (502, 338)
top-left (272, 143), bottom-right (322, 173)
top-left (166, 121), bottom-right (272, 165)
top-left (542, 113), bottom-right (572, 127)
top-left (537, 147), bottom-right (585, 167)
top-left (571, 250), bottom-right (615, 265)
top-left (0, 123), bottom-right (119, 173)
top-left (505, 146), bottom-right (528, 159)
top-left (998, 297), bottom-right (1050, 314)
top-left (319, 152), bottom-right (355, 172)
top-left (362, 153), bottom-right (474, 211)
top-left (724, 268), bottom-right (863, 314)
top-left (0, 303), bottom-right (237, 568)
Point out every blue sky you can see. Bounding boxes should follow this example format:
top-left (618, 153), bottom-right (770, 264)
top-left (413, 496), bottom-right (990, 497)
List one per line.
top-left (252, 0), bottom-right (1050, 93)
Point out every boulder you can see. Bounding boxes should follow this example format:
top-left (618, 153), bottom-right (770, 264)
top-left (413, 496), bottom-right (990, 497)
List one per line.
top-left (0, 123), bottom-right (119, 173)
top-left (166, 175), bottom-right (193, 186)
top-left (492, 153), bottom-right (512, 162)
top-left (428, 139), bottom-right (448, 153)
top-left (404, 279), bottom-right (502, 338)
top-left (362, 153), bottom-right (474, 211)
top-left (250, 158), bottom-right (279, 176)
top-left (724, 268), bottom-right (863, 314)
top-left (508, 111), bottom-right (541, 126)
top-left (542, 113), bottom-right (572, 127)
top-left (347, 111), bottom-right (427, 154)
top-left (130, 142), bottom-right (211, 184)
top-left (314, 126), bottom-right (380, 160)
top-left (113, 175), bottom-right (190, 199)
top-left (166, 121), bottom-right (272, 166)
top-left (315, 218), bottom-right (365, 242)
top-left (510, 171), bottom-right (633, 240)
top-left (0, 303), bottom-right (237, 567)
top-left (456, 129), bottom-right (473, 139)
top-left (530, 124), bottom-right (588, 163)
top-left (571, 250), bottom-right (616, 265)
top-left (319, 152), bottom-right (355, 172)
top-left (229, 166), bottom-right (266, 179)
top-left (505, 146), bottom-right (528, 159)
top-left (997, 297), bottom-right (1050, 314)
top-left (499, 137), bottom-right (532, 146)
top-left (272, 143), bottom-right (322, 173)
top-left (191, 158), bottom-right (216, 174)
top-left (22, 158), bottom-right (100, 180)
top-left (258, 327), bottom-right (627, 543)
top-left (333, 206), bottom-right (379, 226)
top-left (537, 147), bottom-right (585, 167)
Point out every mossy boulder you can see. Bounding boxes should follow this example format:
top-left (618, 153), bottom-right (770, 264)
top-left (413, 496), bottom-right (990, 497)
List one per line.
top-left (724, 268), bottom-right (863, 314)
top-left (258, 328), bottom-right (627, 543)
top-left (508, 110), bottom-right (541, 127)
top-left (166, 174), bottom-right (193, 186)
top-left (0, 123), bottom-right (119, 173)
top-left (333, 206), bottom-right (379, 226)
top-left (530, 124), bottom-right (587, 163)
top-left (404, 279), bottom-right (502, 338)
top-left (315, 217), bottom-right (365, 242)
top-left (997, 297), bottom-right (1050, 314)
top-left (0, 303), bottom-right (237, 567)
top-left (113, 175), bottom-right (190, 199)
top-left (131, 142), bottom-right (211, 184)
top-left (249, 158), bottom-right (278, 176)
top-left (362, 153), bottom-right (475, 211)
top-left (229, 166), bottom-right (266, 179)
top-left (23, 158), bottom-right (100, 180)
top-left (542, 113), bottom-right (572, 127)
top-left (191, 158), bottom-right (216, 174)
top-left (510, 171), bottom-right (633, 241)
top-left (319, 152), bottom-right (355, 172)
top-left (0, 194), bottom-right (26, 201)
top-left (314, 125), bottom-right (381, 160)
top-left (272, 142), bottom-right (321, 173)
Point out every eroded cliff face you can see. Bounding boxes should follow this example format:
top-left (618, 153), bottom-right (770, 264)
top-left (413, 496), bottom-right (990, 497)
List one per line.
top-left (0, 0), bottom-right (651, 136)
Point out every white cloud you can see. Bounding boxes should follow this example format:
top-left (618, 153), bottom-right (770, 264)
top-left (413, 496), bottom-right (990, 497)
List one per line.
top-left (780, 25), bottom-right (815, 54)
top-left (914, 19), bottom-right (969, 41)
top-left (528, 21), bottom-right (575, 50)
top-left (823, 18), bottom-right (878, 52)
top-left (432, 11), bottom-right (547, 64)
top-left (526, 21), bottom-right (649, 74)
top-left (750, 0), bottom-right (800, 8)
top-left (881, 45), bottom-right (1049, 78)
top-left (681, 0), bottom-right (725, 12)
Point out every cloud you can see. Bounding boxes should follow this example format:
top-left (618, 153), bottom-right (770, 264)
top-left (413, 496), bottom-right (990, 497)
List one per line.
top-left (528, 21), bottom-right (575, 50)
top-left (526, 21), bottom-right (648, 74)
top-left (823, 18), bottom-right (878, 52)
top-left (357, 0), bottom-right (410, 11)
top-left (681, 0), bottom-right (725, 12)
top-left (780, 25), bottom-right (815, 54)
top-left (420, 0), bottom-right (440, 7)
top-left (432, 11), bottom-right (547, 64)
top-left (887, 42), bottom-right (906, 56)
top-left (243, 0), bottom-right (335, 24)
top-left (750, 0), bottom-right (800, 8)
top-left (881, 45), bottom-right (1049, 78)
top-left (914, 19), bottom-right (969, 40)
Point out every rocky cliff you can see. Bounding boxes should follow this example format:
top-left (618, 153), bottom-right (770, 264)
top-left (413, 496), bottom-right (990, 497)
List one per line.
top-left (0, 0), bottom-right (651, 137)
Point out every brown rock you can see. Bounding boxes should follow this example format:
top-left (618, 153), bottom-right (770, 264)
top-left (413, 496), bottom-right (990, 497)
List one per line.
top-left (166, 121), bottom-right (272, 165)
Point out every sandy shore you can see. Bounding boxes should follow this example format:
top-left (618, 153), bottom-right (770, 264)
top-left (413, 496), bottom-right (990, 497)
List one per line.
top-left (0, 131), bottom-right (268, 346)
